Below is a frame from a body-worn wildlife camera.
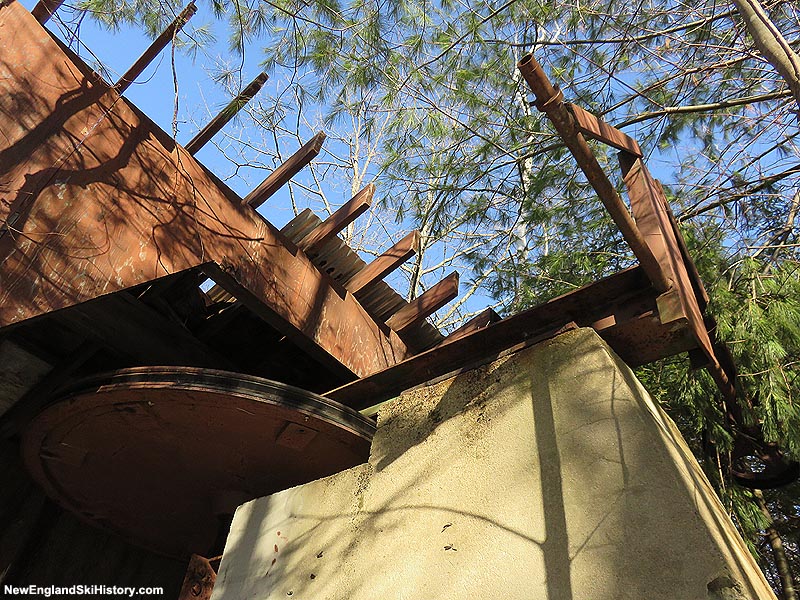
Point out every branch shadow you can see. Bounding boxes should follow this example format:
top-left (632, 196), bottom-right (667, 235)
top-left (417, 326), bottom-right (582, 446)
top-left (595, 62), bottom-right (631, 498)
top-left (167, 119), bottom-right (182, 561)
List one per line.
top-left (213, 329), bottom-right (773, 600)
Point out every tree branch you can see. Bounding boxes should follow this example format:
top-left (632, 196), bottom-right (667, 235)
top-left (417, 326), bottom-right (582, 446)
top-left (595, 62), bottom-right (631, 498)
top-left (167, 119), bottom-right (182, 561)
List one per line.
top-left (617, 89), bottom-right (794, 127)
top-left (731, 0), bottom-right (800, 112)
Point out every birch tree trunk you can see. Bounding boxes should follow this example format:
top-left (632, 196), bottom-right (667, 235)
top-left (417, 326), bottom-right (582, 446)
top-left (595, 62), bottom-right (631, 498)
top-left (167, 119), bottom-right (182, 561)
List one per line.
top-left (730, 0), bottom-right (800, 113)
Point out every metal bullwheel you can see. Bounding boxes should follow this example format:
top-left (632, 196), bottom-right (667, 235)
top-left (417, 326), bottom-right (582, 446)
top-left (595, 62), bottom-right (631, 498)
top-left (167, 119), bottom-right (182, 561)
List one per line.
top-left (22, 366), bottom-right (375, 558)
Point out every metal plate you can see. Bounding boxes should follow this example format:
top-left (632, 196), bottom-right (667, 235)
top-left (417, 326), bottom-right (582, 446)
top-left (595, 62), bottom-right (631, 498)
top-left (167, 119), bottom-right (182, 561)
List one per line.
top-left (22, 367), bottom-right (375, 558)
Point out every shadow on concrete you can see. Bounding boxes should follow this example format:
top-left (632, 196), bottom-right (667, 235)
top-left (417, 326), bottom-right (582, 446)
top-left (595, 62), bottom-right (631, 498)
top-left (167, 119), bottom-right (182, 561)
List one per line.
top-left (206, 329), bottom-right (769, 600)
top-left (530, 359), bottom-right (575, 600)
top-left (215, 335), bottom-right (585, 600)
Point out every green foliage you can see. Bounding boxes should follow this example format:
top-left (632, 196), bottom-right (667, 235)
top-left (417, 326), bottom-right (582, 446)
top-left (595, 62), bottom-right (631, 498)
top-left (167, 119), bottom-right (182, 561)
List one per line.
top-left (714, 260), bottom-right (800, 452)
top-left (639, 222), bottom-right (800, 565)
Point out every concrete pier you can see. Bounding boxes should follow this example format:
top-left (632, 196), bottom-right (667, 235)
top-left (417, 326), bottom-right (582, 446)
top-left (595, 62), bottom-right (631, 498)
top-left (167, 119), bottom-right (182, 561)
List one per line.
top-left (211, 328), bottom-right (775, 600)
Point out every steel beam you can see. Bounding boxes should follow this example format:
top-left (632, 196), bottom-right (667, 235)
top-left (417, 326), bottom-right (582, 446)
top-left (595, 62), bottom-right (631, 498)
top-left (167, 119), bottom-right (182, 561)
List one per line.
top-left (0, 3), bottom-right (407, 379)
top-left (346, 231), bottom-right (419, 296)
top-left (244, 132), bottom-right (327, 209)
top-left (385, 272), bottom-right (459, 334)
top-left (566, 103), bottom-right (642, 157)
top-left (297, 184), bottom-right (373, 255)
top-left (517, 54), bottom-right (671, 294)
top-left (115, 3), bottom-right (197, 93)
top-left (185, 72), bottom-right (269, 155)
top-left (327, 267), bottom-right (667, 409)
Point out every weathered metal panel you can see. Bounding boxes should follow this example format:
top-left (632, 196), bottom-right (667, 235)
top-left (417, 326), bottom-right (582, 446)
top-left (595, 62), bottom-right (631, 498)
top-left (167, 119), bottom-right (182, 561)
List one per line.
top-left (622, 157), bottom-right (735, 399)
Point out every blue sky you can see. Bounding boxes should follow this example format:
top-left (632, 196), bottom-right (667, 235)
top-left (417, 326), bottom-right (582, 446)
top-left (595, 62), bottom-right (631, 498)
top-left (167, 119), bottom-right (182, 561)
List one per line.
top-left (19, 0), bottom-right (314, 229)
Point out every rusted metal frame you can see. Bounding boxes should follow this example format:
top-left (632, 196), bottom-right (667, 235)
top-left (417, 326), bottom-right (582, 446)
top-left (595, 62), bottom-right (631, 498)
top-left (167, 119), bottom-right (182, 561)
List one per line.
top-left (114, 2), bottom-right (197, 93)
top-left (436, 307), bottom-right (501, 347)
top-left (517, 54), bottom-right (671, 294)
top-left (327, 266), bottom-right (654, 409)
top-left (244, 132), bottom-right (327, 209)
top-left (620, 155), bottom-right (797, 487)
top-left (593, 308), bottom-right (698, 366)
top-left (55, 293), bottom-right (236, 368)
top-left (619, 154), bottom-right (736, 402)
top-left (566, 103), bottom-right (643, 157)
top-left (30, 0), bottom-right (63, 24)
top-left (346, 230), bottom-right (420, 296)
top-left (133, 267), bottom-right (207, 311)
top-left (328, 322), bottom-right (578, 411)
top-left (0, 5), bottom-right (408, 379)
top-left (664, 207), bottom-right (710, 308)
top-left (178, 555), bottom-right (218, 600)
top-left (297, 184), bottom-right (374, 256)
top-left (385, 271), bottom-right (459, 334)
top-left (200, 265), bottom-right (357, 382)
top-left (184, 72), bottom-right (269, 155)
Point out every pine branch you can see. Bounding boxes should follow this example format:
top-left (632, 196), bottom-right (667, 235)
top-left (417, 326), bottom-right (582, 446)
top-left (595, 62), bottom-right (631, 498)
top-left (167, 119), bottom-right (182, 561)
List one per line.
top-left (681, 162), bottom-right (800, 220)
top-left (618, 89), bottom-right (794, 127)
top-left (488, 9), bottom-right (739, 48)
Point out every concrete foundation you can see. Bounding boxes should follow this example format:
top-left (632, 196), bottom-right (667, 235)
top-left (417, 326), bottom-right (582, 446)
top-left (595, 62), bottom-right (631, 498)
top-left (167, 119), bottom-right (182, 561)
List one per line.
top-left (210, 328), bottom-right (776, 600)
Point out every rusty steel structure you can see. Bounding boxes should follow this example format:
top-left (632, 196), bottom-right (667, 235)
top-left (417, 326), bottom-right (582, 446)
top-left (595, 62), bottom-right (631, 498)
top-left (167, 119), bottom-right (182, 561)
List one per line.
top-left (516, 54), bottom-right (798, 489)
top-left (22, 367), bottom-right (374, 558)
top-left (0, 1), bottom-right (796, 596)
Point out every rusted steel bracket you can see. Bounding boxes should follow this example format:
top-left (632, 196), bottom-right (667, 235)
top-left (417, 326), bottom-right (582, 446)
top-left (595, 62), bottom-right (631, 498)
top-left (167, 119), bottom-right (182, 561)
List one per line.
top-left (185, 71), bottom-right (269, 155)
top-left (517, 52), bottom-right (797, 488)
top-left (244, 132), bottom-right (327, 209)
top-left (517, 54), bottom-right (672, 294)
top-left (517, 52), bottom-right (736, 404)
top-left (178, 555), bottom-right (219, 600)
top-left (618, 118), bottom-right (798, 488)
top-left (385, 271), bottom-right (459, 335)
top-left (566, 103), bottom-right (643, 157)
top-left (0, 2), bottom-right (408, 379)
top-left (346, 230), bottom-right (420, 296)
